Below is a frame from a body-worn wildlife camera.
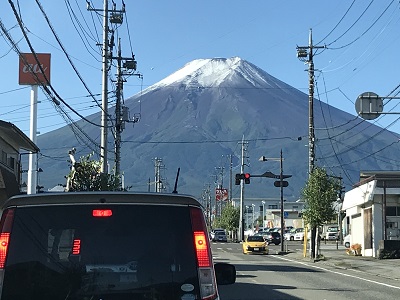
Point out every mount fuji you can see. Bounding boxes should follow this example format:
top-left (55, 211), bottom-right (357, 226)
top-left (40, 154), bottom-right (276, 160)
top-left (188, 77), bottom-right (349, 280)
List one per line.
top-left (36, 57), bottom-right (400, 201)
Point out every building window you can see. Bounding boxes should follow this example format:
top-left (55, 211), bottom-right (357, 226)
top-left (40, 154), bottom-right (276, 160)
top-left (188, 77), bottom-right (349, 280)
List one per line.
top-left (268, 205), bottom-right (278, 209)
top-left (1, 150), bottom-right (6, 164)
top-left (386, 206), bottom-right (400, 216)
top-left (8, 157), bottom-right (15, 169)
top-left (386, 206), bottom-right (397, 216)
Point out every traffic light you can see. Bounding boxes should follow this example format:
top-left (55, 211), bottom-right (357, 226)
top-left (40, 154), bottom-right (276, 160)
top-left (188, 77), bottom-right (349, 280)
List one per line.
top-left (244, 173), bottom-right (250, 184)
top-left (235, 173), bottom-right (251, 184)
top-left (235, 173), bottom-right (241, 185)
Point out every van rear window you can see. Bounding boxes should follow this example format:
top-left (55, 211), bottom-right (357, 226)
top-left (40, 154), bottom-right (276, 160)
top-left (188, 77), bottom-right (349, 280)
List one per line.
top-left (2, 204), bottom-right (200, 300)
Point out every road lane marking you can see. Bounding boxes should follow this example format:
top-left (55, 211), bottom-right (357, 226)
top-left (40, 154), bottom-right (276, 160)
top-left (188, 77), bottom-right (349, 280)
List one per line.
top-left (272, 255), bottom-right (400, 290)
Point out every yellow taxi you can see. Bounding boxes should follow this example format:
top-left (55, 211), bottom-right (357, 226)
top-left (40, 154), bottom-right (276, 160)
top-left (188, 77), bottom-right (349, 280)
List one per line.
top-left (242, 235), bottom-right (269, 255)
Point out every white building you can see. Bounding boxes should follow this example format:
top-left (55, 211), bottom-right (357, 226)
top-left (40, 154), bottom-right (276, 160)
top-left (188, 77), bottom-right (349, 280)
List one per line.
top-left (342, 171), bottom-right (400, 257)
top-left (232, 197), bottom-right (304, 229)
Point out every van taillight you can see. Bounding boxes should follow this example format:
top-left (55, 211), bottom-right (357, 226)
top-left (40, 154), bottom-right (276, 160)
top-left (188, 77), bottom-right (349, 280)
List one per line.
top-left (190, 207), bottom-right (218, 300)
top-left (0, 233), bottom-right (10, 268)
top-left (0, 209), bottom-right (15, 269)
top-left (92, 209), bottom-right (112, 217)
top-left (193, 232), bottom-right (210, 267)
top-left (190, 207), bottom-right (212, 268)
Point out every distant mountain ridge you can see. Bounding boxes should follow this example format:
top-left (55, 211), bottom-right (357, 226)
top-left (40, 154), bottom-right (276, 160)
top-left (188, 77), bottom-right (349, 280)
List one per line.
top-left (36, 57), bottom-right (400, 200)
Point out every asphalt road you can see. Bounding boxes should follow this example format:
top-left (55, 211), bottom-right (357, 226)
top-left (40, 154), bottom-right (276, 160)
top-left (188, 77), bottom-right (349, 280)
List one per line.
top-left (212, 241), bottom-right (400, 300)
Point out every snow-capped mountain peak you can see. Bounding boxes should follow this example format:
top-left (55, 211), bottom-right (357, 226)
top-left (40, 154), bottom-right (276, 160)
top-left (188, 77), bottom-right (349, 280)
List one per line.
top-left (148, 56), bottom-right (274, 90)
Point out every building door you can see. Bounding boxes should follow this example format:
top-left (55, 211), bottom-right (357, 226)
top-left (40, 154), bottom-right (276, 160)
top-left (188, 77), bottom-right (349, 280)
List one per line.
top-left (364, 208), bottom-right (372, 249)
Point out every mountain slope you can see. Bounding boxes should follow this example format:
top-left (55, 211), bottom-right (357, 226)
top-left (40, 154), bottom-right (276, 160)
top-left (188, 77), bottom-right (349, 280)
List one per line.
top-left (36, 57), bottom-right (400, 200)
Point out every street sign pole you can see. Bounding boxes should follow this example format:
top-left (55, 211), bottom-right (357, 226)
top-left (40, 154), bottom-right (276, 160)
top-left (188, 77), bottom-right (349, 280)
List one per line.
top-left (259, 151), bottom-right (292, 253)
top-left (279, 149), bottom-right (284, 253)
top-left (258, 149), bottom-right (292, 253)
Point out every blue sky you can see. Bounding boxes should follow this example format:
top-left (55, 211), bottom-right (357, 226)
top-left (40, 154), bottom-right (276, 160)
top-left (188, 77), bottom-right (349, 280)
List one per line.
top-left (1, 0), bottom-right (400, 136)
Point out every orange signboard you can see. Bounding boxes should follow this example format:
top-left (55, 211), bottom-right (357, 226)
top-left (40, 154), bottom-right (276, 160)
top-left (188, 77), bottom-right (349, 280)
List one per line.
top-left (19, 53), bottom-right (51, 85)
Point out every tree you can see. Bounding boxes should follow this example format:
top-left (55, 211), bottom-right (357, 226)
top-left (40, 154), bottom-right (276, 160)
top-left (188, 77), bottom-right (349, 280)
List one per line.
top-left (66, 152), bottom-right (124, 191)
top-left (301, 167), bottom-right (340, 259)
top-left (213, 203), bottom-right (240, 240)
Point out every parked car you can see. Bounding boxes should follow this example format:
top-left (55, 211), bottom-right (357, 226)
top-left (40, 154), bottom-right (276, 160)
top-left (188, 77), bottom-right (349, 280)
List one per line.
top-left (293, 228), bottom-right (305, 241)
top-left (344, 234), bottom-right (351, 248)
top-left (256, 227), bottom-right (268, 233)
top-left (242, 235), bottom-right (268, 255)
top-left (264, 231), bottom-right (281, 245)
top-left (0, 192), bottom-right (236, 299)
top-left (210, 228), bottom-right (225, 240)
top-left (294, 229), bottom-right (322, 241)
top-left (212, 231), bottom-right (228, 242)
top-left (284, 228), bottom-right (303, 241)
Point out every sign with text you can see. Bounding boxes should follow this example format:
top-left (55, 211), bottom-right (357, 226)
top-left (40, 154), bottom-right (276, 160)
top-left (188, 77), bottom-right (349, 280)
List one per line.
top-left (215, 188), bottom-right (228, 202)
top-left (19, 53), bottom-right (51, 85)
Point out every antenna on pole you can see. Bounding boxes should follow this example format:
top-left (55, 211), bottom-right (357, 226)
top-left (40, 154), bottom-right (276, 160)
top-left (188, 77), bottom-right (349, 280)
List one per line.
top-left (172, 167), bottom-right (180, 194)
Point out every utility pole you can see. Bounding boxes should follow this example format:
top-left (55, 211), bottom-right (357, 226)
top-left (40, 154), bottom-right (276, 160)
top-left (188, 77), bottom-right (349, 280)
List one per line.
top-left (203, 184), bottom-right (212, 226)
top-left (215, 166), bottom-right (225, 216)
top-left (238, 136), bottom-right (248, 242)
top-left (297, 29), bottom-right (325, 177)
top-left (154, 157), bottom-right (165, 192)
top-left (115, 39), bottom-right (123, 178)
top-left (229, 154), bottom-right (233, 203)
top-left (100, 0), bottom-right (109, 174)
top-left (87, 1), bottom-right (126, 174)
top-left (88, 2), bottom-right (138, 179)
top-left (113, 39), bottom-right (138, 179)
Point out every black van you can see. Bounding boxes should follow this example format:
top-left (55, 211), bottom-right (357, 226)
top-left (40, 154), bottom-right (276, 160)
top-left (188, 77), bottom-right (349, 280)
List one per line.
top-left (0, 192), bottom-right (235, 300)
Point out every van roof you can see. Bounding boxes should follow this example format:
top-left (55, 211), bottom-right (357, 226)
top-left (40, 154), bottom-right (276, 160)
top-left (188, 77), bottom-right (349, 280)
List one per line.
top-left (2, 192), bottom-right (201, 208)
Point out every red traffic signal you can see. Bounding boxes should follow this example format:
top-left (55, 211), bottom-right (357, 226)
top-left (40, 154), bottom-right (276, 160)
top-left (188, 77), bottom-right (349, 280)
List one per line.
top-left (235, 173), bottom-right (251, 184)
top-left (244, 173), bottom-right (250, 184)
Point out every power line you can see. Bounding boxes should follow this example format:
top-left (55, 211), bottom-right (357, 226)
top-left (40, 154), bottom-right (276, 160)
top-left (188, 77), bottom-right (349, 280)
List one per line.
top-left (326, 0), bottom-right (395, 49)
top-left (315, 0), bottom-right (356, 46)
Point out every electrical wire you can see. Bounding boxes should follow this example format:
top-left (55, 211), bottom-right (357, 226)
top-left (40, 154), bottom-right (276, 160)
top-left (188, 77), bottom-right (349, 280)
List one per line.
top-left (315, 0), bottom-right (356, 46)
top-left (327, 0), bottom-right (395, 50)
top-left (64, 0), bottom-right (101, 61)
top-left (4, 2), bottom-right (103, 156)
top-left (34, 0), bottom-right (106, 118)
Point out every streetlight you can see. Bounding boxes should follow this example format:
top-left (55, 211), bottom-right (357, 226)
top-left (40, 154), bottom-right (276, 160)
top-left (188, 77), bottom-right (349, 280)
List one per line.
top-left (259, 149), bottom-right (289, 253)
top-left (261, 201), bottom-right (265, 228)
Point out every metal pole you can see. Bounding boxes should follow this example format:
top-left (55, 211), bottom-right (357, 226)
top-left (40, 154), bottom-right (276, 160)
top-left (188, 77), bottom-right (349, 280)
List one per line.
top-left (229, 154), bottom-right (233, 203)
top-left (27, 85), bottom-right (38, 194)
top-left (383, 181), bottom-right (387, 240)
top-left (262, 201), bottom-right (265, 228)
top-left (280, 149), bottom-right (284, 252)
top-left (239, 137), bottom-right (245, 241)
